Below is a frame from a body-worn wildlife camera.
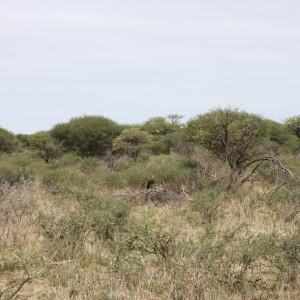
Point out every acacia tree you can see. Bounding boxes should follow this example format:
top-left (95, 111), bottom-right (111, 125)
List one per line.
top-left (264, 119), bottom-right (299, 154)
top-left (142, 116), bottom-right (185, 155)
top-left (285, 115), bottom-right (300, 140)
top-left (113, 127), bottom-right (150, 160)
top-left (142, 116), bottom-right (178, 135)
top-left (0, 127), bottom-right (20, 153)
top-left (28, 131), bottom-right (62, 163)
top-left (187, 107), bottom-right (292, 188)
top-left (51, 115), bottom-right (121, 157)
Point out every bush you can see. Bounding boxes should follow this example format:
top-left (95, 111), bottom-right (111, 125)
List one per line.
top-left (82, 195), bottom-right (132, 241)
top-left (192, 223), bottom-right (300, 297)
top-left (27, 131), bottom-right (62, 162)
top-left (124, 219), bottom-right (179, 261)
top-left (0, 127), bottom-right (20, 153)
top-left (40, 213), bottom-right (91, 260)
top-left (51, 115), bottom-right (121, 157)
top-left (264, 119), bottom-right (299, 153)
top-left (190, 188), bottom-right (224, 223)
top-left (104, 153), bottom-right (192, 191)
top-left (113, 127), bottom-right (150, 160)
top-left (0, 151), bottom-right (46, 184)
top-left (148, 137), bottom-right (170, 155)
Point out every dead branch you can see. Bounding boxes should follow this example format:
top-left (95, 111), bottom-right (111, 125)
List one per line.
top-left (0, 265), bottom-right (40, 299)
top-left (233, 156), bottom-right (294, 193)
top-left (266, 181), bottom-right (287, 195)
top-left (242, 156), bottom-right (293, 177)
top-left (239, 161), bottom-right (264, 184)
top-left (160, 180), bottom-right (167, 192)
top-left (284, 204), bottom-right (300, 224)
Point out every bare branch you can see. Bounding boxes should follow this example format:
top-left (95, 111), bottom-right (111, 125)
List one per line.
top-left (284, 204), bottom-right (300, 223)
top-left (242, 156), bottom-right (293, 177)
top-left (239, 161), bottom-right (264, 184)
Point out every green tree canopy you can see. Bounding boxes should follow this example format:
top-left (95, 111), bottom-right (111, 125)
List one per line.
top-left (142, 116), bottom-right (180, 135)
top-left (51, 115), bottom-right (121, 157)
top-left (285, 115), bottom-right (300, 139)
top-left (28, 131), bottom-right (52, 150)
top-left (113, 127), bottom-right (150, 160)
top-left (142, 116), bottom-right (185, 155)
top-left (16, 134), bottom-right (30, 147)
top-left (0, 127), bottom-right (20, 154)
top-left (186, 107), bottom-right (267, 170)
top-left (28, 131), bottom-right (62, 162)
top-left (264, 119), bottom-right (299, 153)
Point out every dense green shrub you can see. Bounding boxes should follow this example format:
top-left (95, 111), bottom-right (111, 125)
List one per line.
top-left (16, 133), bottom-right (30, 148)
top-left (104, 153), bottom-right (194, 190)
top-left (148, 136), bottom-right (170, 155)
top-left (142, 116), bottom-right (178, 135)
top-left (79, 156), bottom-right (102, 174)
top-left (264, 119), bottom-right (299, 153)
top-left (142, 116), bottom-right (185, 155)
top-left (25, 131), bottom-right (62, 162)
top-left (113, 127), bottom-right (150, 160)
top-left (0, 127), bottom-right (20, 153)
top-left (285, 115), bottom-right (300, 139)
top-left (0, 151), bottom-right (46, 183)
top-left (51, 115), bottom-right (121, 157)
top-left (84, 195), bottom-right (132, 241)
top-left (186, 107), bottom-right (267, 169)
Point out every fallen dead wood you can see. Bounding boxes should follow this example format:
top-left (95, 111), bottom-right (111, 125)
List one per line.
top-left (112, 180), bottom-right (187, 204)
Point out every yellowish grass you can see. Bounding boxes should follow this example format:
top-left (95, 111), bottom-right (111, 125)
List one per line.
top-left (1, 180), bottom-right (299, 299)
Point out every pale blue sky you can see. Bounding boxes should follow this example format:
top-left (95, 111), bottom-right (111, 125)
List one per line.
top-left (1, 0), bottom-right (300, 134)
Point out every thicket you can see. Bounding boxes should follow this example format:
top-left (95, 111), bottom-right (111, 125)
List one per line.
top-left (0, 127), bottom-right (20, 154)
top-left (1, 108), bottom-right (300, 299)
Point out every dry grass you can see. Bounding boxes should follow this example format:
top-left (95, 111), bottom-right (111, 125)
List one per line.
top-left (0, 178), bottom-right (299, 299)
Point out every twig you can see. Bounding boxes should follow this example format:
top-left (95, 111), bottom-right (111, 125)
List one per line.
top-left (160, 180), bottom-right (167, 192)
top-left (284, 204), bottom-right (300, 223)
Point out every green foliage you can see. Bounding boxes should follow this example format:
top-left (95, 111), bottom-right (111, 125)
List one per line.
top-left (41, 141), bottom-right (63, 163)
top-left (2, 109), bottom-right (300, 299)
top-left (0, 151), bottom-right (46, 184)
top-left (167, 114), bottom-right (184, 125)
top-left (195, 225), bottom-right (300, 296)
top-left (40, 213), bottom-right (90, 260)
top-left (40, 194), bottom-right (131, 260)
top-left (28, 131), bottom-right (62, 162)
top-left (81, 195), bottom-right (132, 241)
top-left (120, 218), bottom-right (179, 262)
top-left (285, 115), bottom-right (300, 139)
top-left (16, 133), bottom-right (30, 147)
top-left (142, 116), bottom-right (185, 155)
top-left (0, 127), bottom-right (20, 153)
top-left (79, 156), bottom-right (102, 174)
top-left (28, 131), bottom-right (52, 150)
top-left (105, 153), bottom-right (193, 191)
top-left (190, 188), bottom-right (224, 223)
top-left (51, 115), bottom-right (121, 157)
top-left (186, 107), bottom-right (266, 170)
top-left (148, 136), bottom-right (170, 155)
top-left (264, 119), bottom-right (299, 153)
top-left (113, 127), bottom-right (150, 160)
top-left (143, 116), bottom-right (178, 135)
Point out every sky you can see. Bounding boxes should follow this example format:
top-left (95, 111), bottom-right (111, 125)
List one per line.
top-left (1, 0), bottom-right (300, 134)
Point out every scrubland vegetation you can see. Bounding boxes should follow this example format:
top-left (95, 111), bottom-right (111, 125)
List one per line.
top-left (1, 107), bottom-right (300, 299)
